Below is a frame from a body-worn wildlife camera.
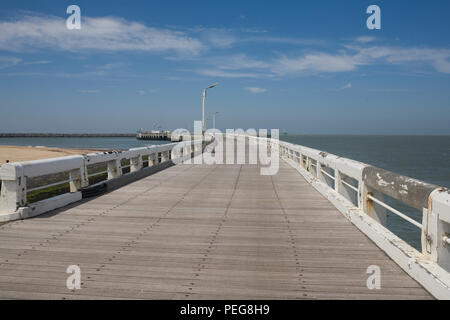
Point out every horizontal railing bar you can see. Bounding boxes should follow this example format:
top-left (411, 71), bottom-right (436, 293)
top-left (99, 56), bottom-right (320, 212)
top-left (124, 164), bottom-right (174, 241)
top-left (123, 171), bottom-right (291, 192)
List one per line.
top-left (27, 179), bottom-right (72, 192)
top-left (367, 194), bottom-right (422, 229)
top-left (320, 168), bottom-right (335, 180)
top-left (87, 171), bottom-right (108, 178)
top-left (341, 179), bottom-right (359, 192)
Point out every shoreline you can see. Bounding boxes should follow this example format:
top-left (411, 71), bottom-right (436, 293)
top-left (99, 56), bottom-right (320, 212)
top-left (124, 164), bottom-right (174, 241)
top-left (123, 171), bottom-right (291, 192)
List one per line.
top-left (0, 145), bottom-right (105, 166)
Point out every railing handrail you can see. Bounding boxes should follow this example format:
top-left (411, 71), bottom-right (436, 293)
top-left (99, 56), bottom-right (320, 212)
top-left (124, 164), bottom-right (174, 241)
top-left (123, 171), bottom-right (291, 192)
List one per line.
top-left (275, 139), bottom-right (441, 209)
top-left (0, 138), bottom-right (210, 221)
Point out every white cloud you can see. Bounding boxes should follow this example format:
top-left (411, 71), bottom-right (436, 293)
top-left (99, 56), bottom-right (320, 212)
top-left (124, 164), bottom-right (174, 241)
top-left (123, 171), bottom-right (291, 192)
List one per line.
top-left (198, 69), bottom-right (259, 78)
top-left (0, 56), bottom-right (21, 69)
top-left (355, 36), bottom-right (377, 43)
top-left (4, 13), bottom-right (449, 79)
top-left (433, 59), bottom-right (450, 73)
top-left (96, 62), bottom-right (124, 70)
top-left (269, 46), bottom-right (450, 76)
top-left (352, 46), bottom-right (450, 74)
top-left (273, 53), bottom-right (359, 75)
top-left (24, 60), bottom-right (51, 65)
top-left (137, 90), bottom-right (146, 95)
top-left (240, 28), bottom-right (267, 33)
top-left (0, 14), bottom-right (204, 55)
top-left (196, 44), bottom-right (450, 79)
top-left (211, 54), bottom-right (270, 70)
top-left (204, 31), bottom-right (236, 48)
top-left (243, 36), bottom-right (324, 46)
top-left (340, 83), bottom-right (352, 90)
top-left (6, 70), bottom-right (107, 78)
top-left (245, 87), bottom-right (267, 94)
top-left (191, 27), bottom-right (236, 48)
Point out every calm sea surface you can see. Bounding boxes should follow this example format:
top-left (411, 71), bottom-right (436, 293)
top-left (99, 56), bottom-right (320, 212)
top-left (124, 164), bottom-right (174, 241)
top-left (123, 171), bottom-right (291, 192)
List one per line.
top-left (1, 135), bottom-right (449, 249)
top-left (0, 136), bottom-right (168, 150)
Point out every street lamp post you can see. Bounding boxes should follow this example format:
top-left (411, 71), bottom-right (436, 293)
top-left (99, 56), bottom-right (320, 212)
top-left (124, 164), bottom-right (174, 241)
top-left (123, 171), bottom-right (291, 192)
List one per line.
top-left (213, 111), bottom-right (220, 129)
top-left (202, 83), bottom-right (218, 135)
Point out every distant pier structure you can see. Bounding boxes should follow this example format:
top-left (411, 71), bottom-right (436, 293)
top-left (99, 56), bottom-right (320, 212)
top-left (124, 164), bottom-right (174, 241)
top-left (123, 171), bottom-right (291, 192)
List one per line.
top-left (136, 130), bottom-right (171, 141)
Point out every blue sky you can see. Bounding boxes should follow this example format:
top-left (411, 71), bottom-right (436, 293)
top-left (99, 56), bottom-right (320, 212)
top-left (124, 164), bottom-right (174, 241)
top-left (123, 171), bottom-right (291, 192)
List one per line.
top-left (0, 0), bottom-right (449, 134)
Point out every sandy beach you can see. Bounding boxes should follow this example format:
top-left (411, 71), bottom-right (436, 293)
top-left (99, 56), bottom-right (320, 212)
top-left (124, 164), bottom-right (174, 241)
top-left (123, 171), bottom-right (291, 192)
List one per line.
top-left (0, 145), bottom-right (103, 166)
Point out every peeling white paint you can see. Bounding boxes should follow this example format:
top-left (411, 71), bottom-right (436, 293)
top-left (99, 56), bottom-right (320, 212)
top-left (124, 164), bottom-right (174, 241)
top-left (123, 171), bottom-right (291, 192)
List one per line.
top-left (376, 173), bottom-right (391, 187)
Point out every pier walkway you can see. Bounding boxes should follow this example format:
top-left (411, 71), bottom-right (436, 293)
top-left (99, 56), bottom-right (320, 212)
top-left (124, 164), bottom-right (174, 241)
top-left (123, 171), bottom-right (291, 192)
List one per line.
top-left (0, 148), bottom-right (432, 299)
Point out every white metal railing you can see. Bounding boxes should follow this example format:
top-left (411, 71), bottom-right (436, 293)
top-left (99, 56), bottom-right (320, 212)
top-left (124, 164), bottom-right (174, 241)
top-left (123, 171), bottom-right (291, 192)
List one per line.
top-left (274, 139), bottom-right (433, 230)
top-left (230, 133), bottom-right (450, 299)
top-left (0, 138), bottom-right (209, 222)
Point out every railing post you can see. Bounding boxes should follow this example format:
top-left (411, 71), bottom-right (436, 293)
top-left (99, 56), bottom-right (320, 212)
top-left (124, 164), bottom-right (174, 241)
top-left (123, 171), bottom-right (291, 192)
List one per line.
top-left (107, 159), bottom-right (122, 180)
top-left (306, 157), bottom-right (312, 172)
top-left (69, 165), bottom-right (88, 192)
top-left (301, 155), bottom-right (306, 169)
top-left (422, 190), bottom-right (450, 271)
top-left (0, 164), bottom-right (26, 214)
top-left (360, 182), bottom-right (387, 226)
top-left (149, 153), bottom-right (157, 166)
top-left (317, 162), bottom-right (325, 182)
top-left (334, 169), bottom-right (341, 193)
top-left (157, 152), bottom-right (162, 163)
top-left (130, 155), bottom-right (142, 173)
top-left (161, 151), bottom-right (169, 162)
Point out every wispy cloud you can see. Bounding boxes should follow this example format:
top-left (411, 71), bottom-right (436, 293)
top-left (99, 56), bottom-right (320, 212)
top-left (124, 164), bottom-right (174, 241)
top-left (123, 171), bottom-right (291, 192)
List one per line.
top-left (96, 62), bottom-right (124, 70)
top-left (190, 27), bottom-right (236, 48)
top-left (194, 43), bottom-right (450, 79)
top-left (6, 70), bottom-right (108, 78)
top-left (0, 56), bottom-right (21, 69)
top-left (24, 60), bottom-right (51, 65)
top-left (3, 13), bottom-right (450, 80)
top-left (198, 69), bottom-right (259, 78)
top-left (243, 36), bottom-right (324, 46)
top-left (245, 87), bottom-right (267, 93)
top-left (351, 46), bottom-right (450, 74)
top-left (240, 28), bottom-right (268, 33)
top-left (339, 83), bottom-right (352, 90)
top-left (354, 36), bottom-right (377, 43)
top-left (210, 54), bottom-right (270, 70)
top-left (273, 53), bottom-right (359, 75)
top-left (0, 14), bottom-right (204, 55)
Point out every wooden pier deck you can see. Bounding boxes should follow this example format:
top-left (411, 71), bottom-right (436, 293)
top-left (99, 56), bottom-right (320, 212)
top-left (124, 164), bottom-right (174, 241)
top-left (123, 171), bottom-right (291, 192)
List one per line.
top-left (0, 155), bottom-right (432, 299)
